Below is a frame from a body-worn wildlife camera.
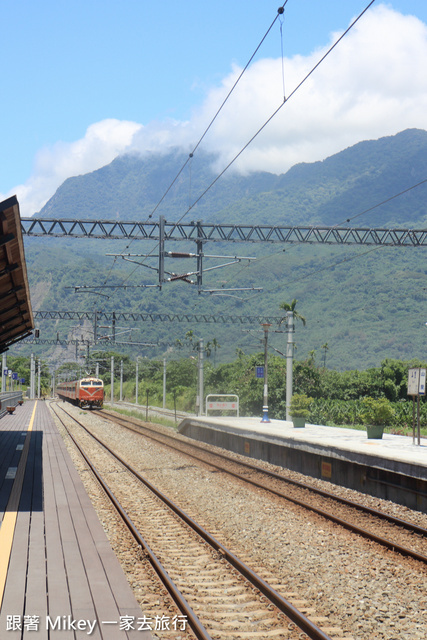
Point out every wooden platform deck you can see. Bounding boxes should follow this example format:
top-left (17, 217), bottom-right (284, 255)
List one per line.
top-left (0, 400), bottom-right (152, 639)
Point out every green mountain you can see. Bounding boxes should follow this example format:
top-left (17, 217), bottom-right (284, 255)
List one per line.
top-left (21, 128), bottom-right (427, 372)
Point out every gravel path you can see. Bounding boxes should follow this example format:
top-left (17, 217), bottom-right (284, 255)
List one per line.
top-left (51, 403), bottom-right (427, 640)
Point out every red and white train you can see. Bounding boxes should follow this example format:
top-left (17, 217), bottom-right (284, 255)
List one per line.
top-left (56, 377), bottom-right (104, 409)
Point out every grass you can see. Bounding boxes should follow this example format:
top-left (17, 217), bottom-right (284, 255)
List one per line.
top-left (106, 405), bottom-right (178, 430)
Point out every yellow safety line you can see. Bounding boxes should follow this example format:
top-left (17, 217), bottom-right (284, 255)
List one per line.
top-left (0, 401), bottom-right (37, 610)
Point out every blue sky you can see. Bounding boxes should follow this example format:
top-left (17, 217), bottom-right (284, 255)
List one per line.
top-left (1, 1), bottom-right (427, 215)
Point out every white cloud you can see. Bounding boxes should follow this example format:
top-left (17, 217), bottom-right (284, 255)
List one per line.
top-left (2, 119), bottom-right (141, 216)
top-left (194, 4), bottom-right (427, 173)
top-left (6, 4), bottom-right (427, 216)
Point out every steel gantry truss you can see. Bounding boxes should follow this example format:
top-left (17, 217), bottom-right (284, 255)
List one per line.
top-left (20, 218), bottom-right (427, 246)
top-left (34, 310), bottom-right (283, 325)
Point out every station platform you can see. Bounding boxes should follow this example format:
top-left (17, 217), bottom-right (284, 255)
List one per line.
top-left (0, 400), bottom-right (152, 639)
top-left (178, 415), bottom-right (427, 513)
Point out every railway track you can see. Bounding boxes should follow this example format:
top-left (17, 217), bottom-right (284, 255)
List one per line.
top-left (97, 408), bottom-right (427, 566)
top-left (51, 402), bottom-right (349, 640)
top-left (108, 400), bottom-right (189, 422)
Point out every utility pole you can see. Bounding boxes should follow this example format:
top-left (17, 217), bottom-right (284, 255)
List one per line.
top-left (286, 311), bottom-right (294, 421)
top-left (30, 354), bottom-right (34, 399)
top-left (163, 358), bottom-right (166, 409)
top-left (158, 215), bottom-right (165, 287)
top-left (261, 324), bottom-right (271, 423)
top-left (197, 338), bottom-right (204, 416)
top-left (196, 220), bottom-right (203, 292)
top-left (2, 353), bottom-right (6, 393)
top-left (37, 358), bottom-right (41, 399)
top-left (135, 356), bottom-right (139, 405)
top-left (120, 360), bottom-right (123, 401)
top-left (111, 356), bottom-right (114, 405)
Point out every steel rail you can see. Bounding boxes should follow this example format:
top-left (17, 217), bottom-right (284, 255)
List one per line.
top-left (54, 403), bottom-right (334, 640)
top-left (149, 414), bottom-right (427, 535)
top-left (99, 409), bottom-right (427, 564)
top-left (51, 404), bottom-right (212, 640)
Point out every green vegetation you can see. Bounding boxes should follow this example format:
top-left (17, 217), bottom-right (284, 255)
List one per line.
top-left (96, 350), bottom-right (427, 435)
top-left (107, 406), bottom-right (177, 430)
top-left (6, 349), bottom-right (426, 436)
top-left (289, 393), bottom-right (312, 424)
top-left (360, 396), bottom-right (395, 426)
top-left (279, 299), bottom-right (306, 327)
top-left (2, 355), bottom-right (51, 397)
top-left (18, 129), bottom-right (427, 372)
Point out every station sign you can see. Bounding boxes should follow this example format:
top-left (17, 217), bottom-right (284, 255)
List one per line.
top-left (419, 369), bottom-right (426, 395)
top-left (407, 368), bottom-right (426, 396)
top-left (207, 401), bottom-right (237, 411)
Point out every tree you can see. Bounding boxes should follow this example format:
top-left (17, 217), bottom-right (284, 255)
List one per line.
top-left (212, 338), bottom-right (221, 366)
top-left (321, 343), bottom-right (329, 368)
top-left (279, 299), bottom-right (306, 326)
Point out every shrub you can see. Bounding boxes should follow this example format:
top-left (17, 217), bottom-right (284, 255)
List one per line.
top-left (361, 396), bottom-right (395, 426)
top-left (289, 393), bottom-right (312, 418)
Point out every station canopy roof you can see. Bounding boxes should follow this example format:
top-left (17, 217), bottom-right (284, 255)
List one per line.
top-left (0, 196), bottom-right (34, 353)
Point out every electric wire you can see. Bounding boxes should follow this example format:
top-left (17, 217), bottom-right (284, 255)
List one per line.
top-left (90, 2), bottom-right (292, 309)
top-left (67, 0), bottom-right (382, 365)
top-left (147, 2), bottom-right (290, 222)
top-left (92, 0), bottom-right (378, 304)
top-left (335, 177), bottom-right (427, 227)
top-left (206, 170), bottom-right (427, 300)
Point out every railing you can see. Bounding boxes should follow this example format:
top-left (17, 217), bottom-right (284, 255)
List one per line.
top-left (0, 391), bottom-right (24, 417)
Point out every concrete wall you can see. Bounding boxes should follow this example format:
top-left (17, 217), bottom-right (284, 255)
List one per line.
top-left (179, 419), bottom-right (427, 513)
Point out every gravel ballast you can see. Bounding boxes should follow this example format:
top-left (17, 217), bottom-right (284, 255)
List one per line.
top-left (51, 404), bottom-right (427, 640)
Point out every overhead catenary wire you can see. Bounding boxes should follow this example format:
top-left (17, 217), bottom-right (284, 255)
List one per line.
top-left (91, 2), bottom-right (292, 309)
top-left (91, 0), bottom-right (378, 306)
top-left (208, 171), bottom-right (427, 299)
top-left (147, 2), bottom-right (291, 222)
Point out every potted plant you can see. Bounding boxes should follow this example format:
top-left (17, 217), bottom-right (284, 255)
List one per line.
top-left (289, 393), bottom-right (312, 428)
top-left (361, 396), bottom-right (394, 439)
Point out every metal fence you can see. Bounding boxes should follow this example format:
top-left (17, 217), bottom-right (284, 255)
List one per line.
top-left (0, 391), bottom-right (24, 418)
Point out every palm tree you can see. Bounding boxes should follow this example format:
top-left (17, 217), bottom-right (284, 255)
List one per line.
top-left (279, 299), bottom-right (306, 326)
top-left (321, 342), bottom-right (329, 368)
top-left (212, 337), bottom-right (220, 366)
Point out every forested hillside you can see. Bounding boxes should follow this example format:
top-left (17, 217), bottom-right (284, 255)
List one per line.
top-left (20, 128), bottom-right (427, 371)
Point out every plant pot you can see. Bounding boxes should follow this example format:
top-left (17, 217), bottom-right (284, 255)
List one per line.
top-left (292, 416), bottom-right (306, 428)
top-left (366, 425), bottom-right (384, 439)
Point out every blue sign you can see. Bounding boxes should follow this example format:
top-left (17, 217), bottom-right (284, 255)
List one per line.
top-left (255, 366), bottom-right (264, 378)
top-left (21, 378), bottom-right (26, 384)
top-left (12, 372), bottom-right (18, 380)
